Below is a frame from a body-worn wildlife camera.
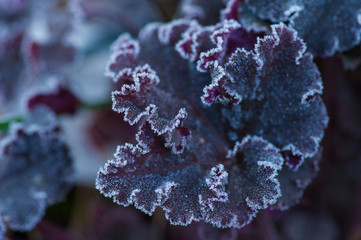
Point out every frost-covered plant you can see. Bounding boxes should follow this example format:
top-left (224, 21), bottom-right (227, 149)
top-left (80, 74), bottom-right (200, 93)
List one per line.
top-left (2, 0), bottom-right (360, 238)
top-left (96, 19), bottom-right (328, 228)
top-left (0, 109), bottom-right (74, 234)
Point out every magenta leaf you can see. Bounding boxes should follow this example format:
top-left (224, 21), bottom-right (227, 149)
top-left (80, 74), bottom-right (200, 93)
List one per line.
top-left (0, 112), bottom-right (74, 231)
top-left (27, 80), bottom-right (81, 115)
top-left (242, 0), bottom-right (361, 56)
top-left (221, 0), bottom-right (241, 21)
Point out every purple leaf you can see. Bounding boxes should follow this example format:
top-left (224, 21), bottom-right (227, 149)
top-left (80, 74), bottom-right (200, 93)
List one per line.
top-left (221, 0), bottom-right (242, 21)
top-left (97, 125), bottom-right (283, 228)
top-left (201, 136), bottom-right (283, 228)
top-left (0, 113), bottom-right (74, 231)
top-left (98, 19), bottom-right (327, 228)
top-left (201, 23), bottom-right (328, 163)
top-left (27, 80), bottom-right (81, 115)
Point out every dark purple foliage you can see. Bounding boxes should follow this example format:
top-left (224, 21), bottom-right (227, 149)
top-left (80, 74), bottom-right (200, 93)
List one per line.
top-left (96, 18), bottom-right (328, 228)
top-left (0, 112), bottom-right (74, 232)
top-left (3, 0), bottom-right (359, 238)
top-left (241, 0), bottom-right (361, 56)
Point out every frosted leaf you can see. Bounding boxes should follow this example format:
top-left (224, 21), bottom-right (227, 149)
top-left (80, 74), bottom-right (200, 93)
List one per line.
top-left (100, 19), bottom-right (327, 228)
top-left (96, 123), bottom-right (283, 228)
top-left (110, 20), bottom-right (219, 115)
top-left (203, 23), bottom-right (328, 161)
top-left (244, 0), bottom-right (302, 22)
top-left (0, 119), bottom-right (74, 231)
top-left (196, 19), bottom-right (259, 73)
top-left (243, 0), bottom-right (361, 56)
top-left (201, 136), bottom-right (283, 228)
top-left (100, 19), bottom-right (284, 228)
top-left (105, 33), bottom-right (140, 80)
top-left (97, 123), bottom-right (223, 225)
top-left (221, 0), bottom-right (241, 21)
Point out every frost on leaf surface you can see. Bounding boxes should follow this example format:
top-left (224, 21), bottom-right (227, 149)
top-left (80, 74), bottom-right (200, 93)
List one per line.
top-left (96, 127), bottom-right (283, 228)
top-left (0, 113), bottom-right (74, 231)
top-left (243, 0), bottom-right (361, 56)
top-left (97, 19), bottom-right (286, 228)
top-left (201, 23), bottom-right (328, 163)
